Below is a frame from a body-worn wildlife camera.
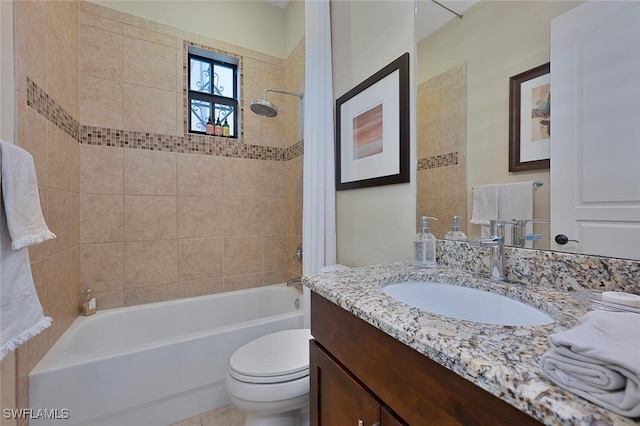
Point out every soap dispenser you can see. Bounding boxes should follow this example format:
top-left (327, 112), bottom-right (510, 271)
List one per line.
top-left (414, 216), bottom-right (437, 269)
top-left (444, 215), bottom-right (467, 241)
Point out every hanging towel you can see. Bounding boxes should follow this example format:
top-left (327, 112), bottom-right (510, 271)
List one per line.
top-left (498, 181), bottom-right (534, 247)
top-left (0, 140), bottom-right (54, 361)
top-left (539, 310), bottom-right (640, 417)
top-left (470, 184), bottom-right (499, 238)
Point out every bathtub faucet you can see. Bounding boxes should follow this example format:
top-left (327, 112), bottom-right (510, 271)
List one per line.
top-left (287, 277), bottom-right (302, 286)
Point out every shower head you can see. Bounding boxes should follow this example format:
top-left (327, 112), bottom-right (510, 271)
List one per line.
top-left (250, 99), bottom-right (278, 118)
top-left (250, 89), bottom-right (303, 118)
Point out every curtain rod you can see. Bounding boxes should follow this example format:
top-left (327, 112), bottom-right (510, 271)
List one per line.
top-left (430, 0), bottom-right (464, 19)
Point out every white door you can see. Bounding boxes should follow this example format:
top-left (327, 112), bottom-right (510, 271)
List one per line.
top-left (550, 1), bottom-right (640, 260)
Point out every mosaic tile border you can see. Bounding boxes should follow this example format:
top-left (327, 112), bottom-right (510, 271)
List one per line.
top-left (80, 125), bottom-right (302, 161)
top-left (26, 77), bottom-right (79, 141)
top-left (26, 77), bottom-right (303, 162)
top-left (417, 151), bottom-right (459, 171)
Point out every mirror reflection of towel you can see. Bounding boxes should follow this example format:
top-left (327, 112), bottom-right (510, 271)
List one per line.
top-left (470, 184), bottom-right (498, 238)
top-left (0, 140), bottom-right (55, 361)
top-left (498, 182), bottom-right (534, 246)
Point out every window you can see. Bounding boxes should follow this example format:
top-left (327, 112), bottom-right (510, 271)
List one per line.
top-left (188, 46), bottom-right (239, 137)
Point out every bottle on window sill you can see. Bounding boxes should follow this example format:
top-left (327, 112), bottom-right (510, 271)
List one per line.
top-left (214, 117), bottom-right (223, 136)
top-left (222, 118), bottom-right (230, 137)
top-left (206, 116), bottom-right (214, 135)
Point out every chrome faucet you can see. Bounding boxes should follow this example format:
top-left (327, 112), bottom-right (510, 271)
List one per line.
top-left (287, 277), bottom-right (302, 286)
top-left (470, 220), bottom-right (510, 281)
top-left (510, 218), bottom-right (549, 248)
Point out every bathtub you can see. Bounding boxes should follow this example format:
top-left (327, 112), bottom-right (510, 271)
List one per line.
top-left (29, 284), bottom-right (304, 426)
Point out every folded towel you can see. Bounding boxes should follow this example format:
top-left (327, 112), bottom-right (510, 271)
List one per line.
top-left (1, 140), bottom-right (56, 249)
top-left (0, 140), bottom-right (54, 361)
top-left (540, 310), bottom-right (640, 417)
top-left (498, 181), bottom-right (534, 247)
top-left (470, 184), bottom-right (499, 238)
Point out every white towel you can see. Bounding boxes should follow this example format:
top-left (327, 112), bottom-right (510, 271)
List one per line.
top-left (539, 310), bottom-right (640, 417)
top-left (498, 181), bottom-right (534, 247)
top-left (0, 140), bottom-right (54, 361)
top-left (470, 184), bottom-right (499, 238)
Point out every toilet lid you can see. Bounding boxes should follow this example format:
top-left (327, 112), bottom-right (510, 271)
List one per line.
top-left (229, 329), bottom-right (311, 384)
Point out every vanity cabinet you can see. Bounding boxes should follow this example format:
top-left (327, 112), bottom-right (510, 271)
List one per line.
top-left (310, 292), bottom-right (543, 426)
top-left (310, 339), bottom-right (406, 425)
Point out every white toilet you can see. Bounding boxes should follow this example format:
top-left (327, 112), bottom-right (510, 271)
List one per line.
top-left (225, 328), bottom-right (312, 426)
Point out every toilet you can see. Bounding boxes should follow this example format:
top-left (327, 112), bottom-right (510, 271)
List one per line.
top-left (225, 328), bottom-right (312, 426)
top-left (225, 265), bottom-right (349, 426)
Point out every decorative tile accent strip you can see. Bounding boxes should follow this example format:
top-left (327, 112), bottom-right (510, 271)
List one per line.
top-left (417, 152), bottom-right (458, 171)
top-left (80, 125), bottom-right (303, 161)
top-left (26, 77), bottom-right (79, 141)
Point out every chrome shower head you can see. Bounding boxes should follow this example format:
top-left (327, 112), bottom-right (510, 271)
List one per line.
top-left (250, 99), bottom-right (278, 118)
top-left (250, 89), bottom-right (303, 118)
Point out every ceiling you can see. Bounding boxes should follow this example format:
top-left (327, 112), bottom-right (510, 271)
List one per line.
top-left (265, 0), bottom-right (477, 43)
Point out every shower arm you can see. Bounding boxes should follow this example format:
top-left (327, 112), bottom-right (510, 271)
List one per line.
top-left (262, 89), bottom-right (304, 101)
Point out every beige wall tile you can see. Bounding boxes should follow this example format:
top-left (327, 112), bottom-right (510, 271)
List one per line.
top-left (47, 123), bottom-right (72, 191)
top-left (124, 240), bottom-right (178, 287)
top-left (178, 238), bottom-right (223, 281)
top-left (263, 198), bottom-right (287, 235)
top-left (286, 156), bottom-right (303, 197)
top-left (15, 1), bottom-right (48, 96)
top-left (122, 83), bottom-right (177, 135)
top-left (122, 23), bottom-right (176, 48)
top-left (80, 194), bottom-right (124, 243)
top-left (124, 149), bottom-right (176, 195)
top-left (29, 189), bottom-right (52, 262)
top-left (417, 168), bottom-right (441, 201)
top-left (80, 144), bottom-right (124, 194)
top-left (81, 243), bottom-right (124, 292)
top-left (177, 196), bottom-right (224, 239)
top-left (264, 270), bottom-right (288, 286)
top-left (223, 197), bottom-right (263, 236)
top-left (177, 154), bottom-right (222, 196)
top-left (16, 95), bottom-right (48, 187)
top-left (224, 236), bottom-right (263, 276)
top-left (287, 195), bottom-right (302, 236)
top-left (222, 157), bottom-right (263, 197)
top-left (261, 161), bottom-right (286, 197)
top-left (79, 11), bottom-right (123, 34)
top-left (80, 75), bottom-right (123, 129)
top-left (124, 195), bottom-right (177, 241)
top-left (263, 234), bottom-right (288, 271)
top-left (178, 278), bottom-right (224, 299)
top-left (124, 283), bottom-right (178, 306)
top-left (46, 190), bottom-right (80, 253)
top-left (94, 289), bottom-right (125, 310)
top-left (223, 273), bottom-right (264, 292)
top-left (79, 24), bottom-right (122, 80)
top-left (123, 36), bottom-right (177, 91)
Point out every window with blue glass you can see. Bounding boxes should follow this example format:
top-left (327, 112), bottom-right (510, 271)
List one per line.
top-left (188, 46), bottom-right (239, 137)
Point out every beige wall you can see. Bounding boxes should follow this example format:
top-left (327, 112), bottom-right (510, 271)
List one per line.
top-left (417, 0), bottom-right (582, 245)
top-left (12, 0), bottom-right (82, 421)
top-left (78, 2), bottom-right (304, 308)
top-left (91, 0), bottom-right (296, 59)
top-left (332, 0), bottom-right (417, 267)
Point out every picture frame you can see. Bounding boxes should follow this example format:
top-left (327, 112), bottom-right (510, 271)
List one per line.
top-left (509, 62), bottom-right (551, 172)
top-left (335, 52), bottom-right (410, 190)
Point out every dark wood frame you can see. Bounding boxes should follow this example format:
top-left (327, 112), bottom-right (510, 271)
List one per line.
top-left (335, 52), bottom-right (410, 190)
top-left (509, 62), bottom-right (550, 172)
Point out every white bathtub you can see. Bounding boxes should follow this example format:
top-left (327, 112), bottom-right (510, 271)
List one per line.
top-left (29, 284), bottom-right (304, 426)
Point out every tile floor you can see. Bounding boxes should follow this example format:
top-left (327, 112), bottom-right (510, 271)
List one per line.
top-left (170, 404), bottom-right (246, 426)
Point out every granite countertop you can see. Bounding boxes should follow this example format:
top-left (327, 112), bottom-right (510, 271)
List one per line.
top-left (303, 261), bottom-right (638, 426)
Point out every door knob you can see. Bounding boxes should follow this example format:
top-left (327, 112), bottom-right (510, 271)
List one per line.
top-left (555, 234), bottom-right (579, 245)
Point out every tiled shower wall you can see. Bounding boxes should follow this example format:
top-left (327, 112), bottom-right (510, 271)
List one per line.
top-left (13, 0), bottom-right (81, 420)
top-left (78, 2), bottom-right (304, 309)
top-left (416, 63), bottom-right (467, 238)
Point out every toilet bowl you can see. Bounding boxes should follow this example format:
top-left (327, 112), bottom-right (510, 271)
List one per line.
top-left (225, 328), bottom-right (312, 426)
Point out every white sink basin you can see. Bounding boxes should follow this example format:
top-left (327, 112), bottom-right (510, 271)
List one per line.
top-left (382, 281), bottom-right (554, 326)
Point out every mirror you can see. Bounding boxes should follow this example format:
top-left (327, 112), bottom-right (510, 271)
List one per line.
top-left (415, 0), bottom-right (578, 254)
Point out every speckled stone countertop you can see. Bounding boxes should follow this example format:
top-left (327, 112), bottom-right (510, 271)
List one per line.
top-left (303, 262), bottom-right (639, 426)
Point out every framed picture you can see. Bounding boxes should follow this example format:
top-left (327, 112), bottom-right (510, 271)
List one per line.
top-left (509, 62), bottom-right (551, 172)
top-left (335, 52), bottom-right (410, 190)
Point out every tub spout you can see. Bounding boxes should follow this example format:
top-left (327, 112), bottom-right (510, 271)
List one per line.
top-left (287, 277), bottom-right (302, 286)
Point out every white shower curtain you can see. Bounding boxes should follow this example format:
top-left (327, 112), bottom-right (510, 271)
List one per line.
top-left (302, 0), bottom-right (336, 326)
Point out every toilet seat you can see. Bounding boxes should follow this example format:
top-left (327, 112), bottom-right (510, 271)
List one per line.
top-left (229, 329), bottom-right (311, 384)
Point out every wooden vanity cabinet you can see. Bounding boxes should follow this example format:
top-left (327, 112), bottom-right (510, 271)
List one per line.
top-left (310, 292), bottom-right (543, 426)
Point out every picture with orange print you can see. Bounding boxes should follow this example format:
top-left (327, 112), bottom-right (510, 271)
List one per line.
top-left (353, 104), bottom-right (383, 160)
